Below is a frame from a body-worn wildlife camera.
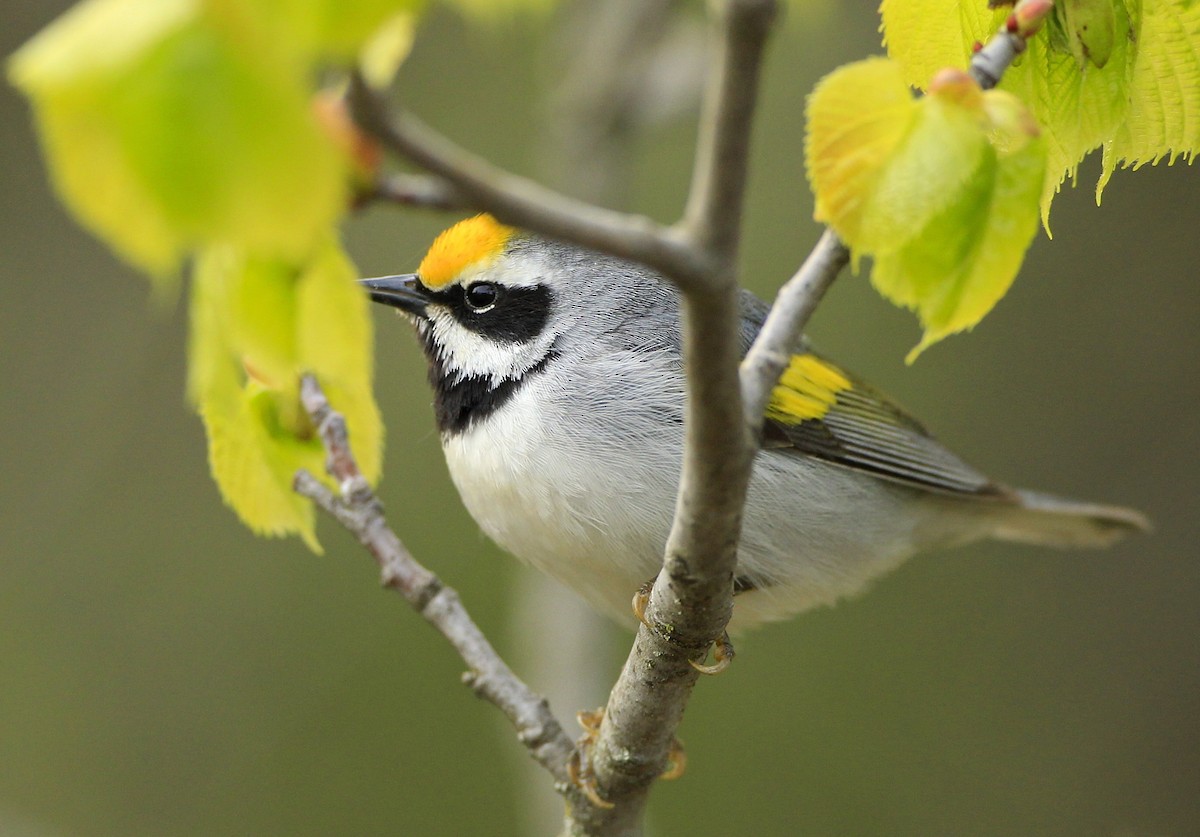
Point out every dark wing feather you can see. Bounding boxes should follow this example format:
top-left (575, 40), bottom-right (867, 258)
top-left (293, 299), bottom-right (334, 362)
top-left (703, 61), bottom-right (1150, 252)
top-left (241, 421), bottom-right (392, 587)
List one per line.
top-left (765, 353), bottom-right (1009, 498)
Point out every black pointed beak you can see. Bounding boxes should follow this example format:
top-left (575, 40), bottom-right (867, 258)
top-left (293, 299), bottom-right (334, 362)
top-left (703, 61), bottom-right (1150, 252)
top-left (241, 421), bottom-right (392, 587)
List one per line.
top-left (359, 274), bottom-right (430, 317)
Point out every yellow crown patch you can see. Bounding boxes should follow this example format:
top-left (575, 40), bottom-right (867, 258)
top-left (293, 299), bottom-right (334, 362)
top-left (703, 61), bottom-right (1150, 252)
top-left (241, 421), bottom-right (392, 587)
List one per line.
top-left (418, 214), bottom-right (517, 290)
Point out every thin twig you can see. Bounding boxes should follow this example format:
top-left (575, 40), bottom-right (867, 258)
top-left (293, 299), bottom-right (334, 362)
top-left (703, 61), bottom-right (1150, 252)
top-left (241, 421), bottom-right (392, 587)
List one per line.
top-left (739, 228), bottom-right (849, 432)
top-left (972, 0), bottom-right (1050, 90)
top-left (292, 375), bottom-right (579, 790)
top-left (369, 173), bottom-right (465, 210)
top-left (346, 75), bottom-right (707, 286)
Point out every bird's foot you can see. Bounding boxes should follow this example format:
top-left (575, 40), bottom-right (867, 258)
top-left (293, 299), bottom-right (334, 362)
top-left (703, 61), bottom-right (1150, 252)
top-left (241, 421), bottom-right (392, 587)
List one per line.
top-left (689, 630), bottom-right (735, 676)
top-left (634, 580), bottom-right (735, 676)
top-left (631, 579), bottom-right (655, 629)
top-left (567, 706), bottom-right (685, 804)
top-left (568, 708), bottom-right (614, 809)
top-left (661, 736), bottom-right (687, 780)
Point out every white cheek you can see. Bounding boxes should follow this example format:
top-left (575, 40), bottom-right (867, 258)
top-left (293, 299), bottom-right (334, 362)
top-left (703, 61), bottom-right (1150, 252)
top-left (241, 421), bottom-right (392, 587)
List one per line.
top-left (426, 308), bottom-right (552, 384)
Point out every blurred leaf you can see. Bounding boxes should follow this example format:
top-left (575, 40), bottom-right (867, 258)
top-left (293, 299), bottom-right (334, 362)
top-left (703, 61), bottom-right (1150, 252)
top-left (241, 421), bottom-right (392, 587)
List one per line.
top-left (296, 239), bottom-right (383, 486)
top-left (880, 0), bottom-right (1200, 226)
top-left (189, 238), bottom-right (381, 550)
top-left (358, 12), bottom-right (416, 88)
top-left (226, 0), bottom-right (425, 59)
top-left (9, 0), bottom-right (348, 279)
top-left (807, 60), bottom-right (1046, 359)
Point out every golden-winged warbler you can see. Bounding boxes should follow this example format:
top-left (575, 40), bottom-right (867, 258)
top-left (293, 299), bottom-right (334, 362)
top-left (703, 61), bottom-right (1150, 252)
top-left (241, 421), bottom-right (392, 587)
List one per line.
top-left (363, 214), bottom-right (1147, 630)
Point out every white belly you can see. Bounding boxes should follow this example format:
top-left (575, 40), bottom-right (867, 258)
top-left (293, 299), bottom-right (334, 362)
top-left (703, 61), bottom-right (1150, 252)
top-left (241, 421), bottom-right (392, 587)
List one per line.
top-left (441, 375), bottom-right (951, 630)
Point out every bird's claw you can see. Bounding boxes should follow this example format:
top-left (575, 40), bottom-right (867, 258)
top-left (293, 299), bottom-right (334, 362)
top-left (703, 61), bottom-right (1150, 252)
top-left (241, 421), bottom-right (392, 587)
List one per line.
top-left (569, 708), bottom-right (614, 809)
top-left (635, 581), bottom-right (735, 675)
top-left (631, 580), bottom-right (654, 630)
top-left (661, 737), bottom-right (687, 780)
top-left (689, 630), bottom-right (735, 676)
top-left (569, 706), bottom-right (686, 798)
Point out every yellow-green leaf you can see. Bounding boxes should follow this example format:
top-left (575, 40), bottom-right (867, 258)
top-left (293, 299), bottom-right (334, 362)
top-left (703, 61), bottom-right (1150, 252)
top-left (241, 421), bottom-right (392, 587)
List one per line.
top-left (806, 59), bottom-right (1047, 359)
top-left (9, 0), bottom-right (347, 278)
top-left (200, 383), bottom-right (325, 552)
top-left (879, 0), bottom-right (1003, 87)
top-left (881, 0), bottom-right (1200, 225)
top-left (188, 238), bottom-right (382, 550)
top-left (1002, 0), bottom-right (1136, 221)
top-left (874, 94), bottom-right (1047, 360)
top-left (295, 239), bottom-right (383, 485)
top-left (1099, 0), bottom-right (1200, 193)
top-left (358, 12), bottom-right (416, 88)
top-left (806, 57), bottom-right (919, 245)
top-left (1060, 0), bottom-right (1118, 68)
top-left (224, 0), bottom-right (425, 60)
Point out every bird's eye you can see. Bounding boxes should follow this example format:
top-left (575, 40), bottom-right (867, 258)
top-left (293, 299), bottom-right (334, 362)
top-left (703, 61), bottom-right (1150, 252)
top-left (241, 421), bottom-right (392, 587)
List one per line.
top-left (464, 282), bottom-right (500, 312)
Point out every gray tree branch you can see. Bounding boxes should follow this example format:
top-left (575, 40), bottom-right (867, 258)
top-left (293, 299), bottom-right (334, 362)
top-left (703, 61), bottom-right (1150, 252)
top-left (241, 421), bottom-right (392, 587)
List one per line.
top-left (739, 228), bottom-right (849, 431)
top-left (291, 375), bottom-right (580, 797)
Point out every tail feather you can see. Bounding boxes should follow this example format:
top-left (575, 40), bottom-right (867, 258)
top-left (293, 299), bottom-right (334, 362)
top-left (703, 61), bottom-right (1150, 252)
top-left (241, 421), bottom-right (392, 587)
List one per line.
top-left (989, 489), bottom-right (1151, 548)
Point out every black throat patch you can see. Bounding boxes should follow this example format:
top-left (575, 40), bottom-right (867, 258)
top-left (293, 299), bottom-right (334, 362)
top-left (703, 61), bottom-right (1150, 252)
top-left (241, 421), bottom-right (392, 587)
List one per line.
top-left (418, 331), bottom-right (558, 435)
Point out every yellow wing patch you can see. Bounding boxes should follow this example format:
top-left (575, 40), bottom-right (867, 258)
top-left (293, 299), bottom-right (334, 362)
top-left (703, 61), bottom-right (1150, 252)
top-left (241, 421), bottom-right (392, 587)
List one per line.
top-left (418, 213), bottom-right (516, 290)
top-left (766, 354), bottom-right (852, 424)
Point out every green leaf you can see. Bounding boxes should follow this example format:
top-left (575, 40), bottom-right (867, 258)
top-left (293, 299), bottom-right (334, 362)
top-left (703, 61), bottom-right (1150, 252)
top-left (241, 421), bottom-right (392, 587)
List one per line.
top-left (806, 60), bottom-right (1047, 359)
top-left (188, 238), bottom-right (382, 550)
top-left (1099, 0), bottom-right (1200, 193)
top-left (879, 0), bottom-right (1004, 86)
top-left (228, 0), bottom-right (425, 59)
top-left (806, 57), bottom-right (919, 245)
top-left (9, 0), bottom-right (348, 278)
top-left (1060, 0), bottom-right (1119, 68)
top-left (880, 0), bottom-right (1200, 225)
top-left (873, 95), bottom-right (1047, 361)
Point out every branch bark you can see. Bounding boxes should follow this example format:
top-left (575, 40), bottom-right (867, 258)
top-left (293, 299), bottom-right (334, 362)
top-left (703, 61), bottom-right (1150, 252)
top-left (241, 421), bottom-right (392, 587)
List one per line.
top-left (739, 228), bottom-right (848, 431)
top-left (347, 75), bottom-right (705, 285)
top-left (292, 375), bottom-right (580, 795)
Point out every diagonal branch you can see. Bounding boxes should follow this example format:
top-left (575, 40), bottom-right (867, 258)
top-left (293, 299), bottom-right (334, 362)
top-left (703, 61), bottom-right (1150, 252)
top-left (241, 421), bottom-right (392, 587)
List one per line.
top-left (346, 76), bottom-right (706, 286)
top-left (292, 375), bottom-right (579, 792)
top-left (739, 228), bottom-right (849, 430)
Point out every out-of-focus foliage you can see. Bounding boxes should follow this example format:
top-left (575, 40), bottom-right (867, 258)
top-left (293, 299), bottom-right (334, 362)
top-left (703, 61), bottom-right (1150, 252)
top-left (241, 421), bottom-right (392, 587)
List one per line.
top-left (189, 240), bottom-right (381, 550)
top-left (881, 0), bottom-right (1200, 223)
top-left (5, 0), bottom-right (427, 547)
top-left (806, 58), bottom-right (1045, 360)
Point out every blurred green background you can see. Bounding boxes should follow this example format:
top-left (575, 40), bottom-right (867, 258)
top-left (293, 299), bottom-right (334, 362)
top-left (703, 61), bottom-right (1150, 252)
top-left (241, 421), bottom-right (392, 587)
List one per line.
top-left (3, 1), bottom-right (1198, 835)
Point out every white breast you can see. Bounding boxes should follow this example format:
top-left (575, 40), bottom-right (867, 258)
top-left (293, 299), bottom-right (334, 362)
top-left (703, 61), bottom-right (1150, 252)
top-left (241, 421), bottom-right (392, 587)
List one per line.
top-left (439, 351), bottom-right (951, 630)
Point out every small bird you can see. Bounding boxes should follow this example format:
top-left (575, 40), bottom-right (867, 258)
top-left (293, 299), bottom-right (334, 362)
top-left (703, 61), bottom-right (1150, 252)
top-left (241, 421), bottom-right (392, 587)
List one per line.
top-left (363, 213), bottom-right (1148, 632)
